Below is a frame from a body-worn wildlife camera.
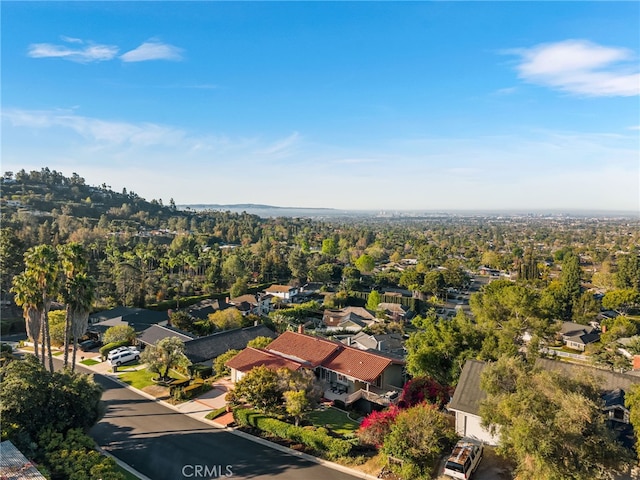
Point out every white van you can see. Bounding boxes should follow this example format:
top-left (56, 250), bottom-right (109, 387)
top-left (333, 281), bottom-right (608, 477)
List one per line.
top-left (443, 439), bottom-right (483, 479)
top-left (108, 348), bottom-right (140, 367)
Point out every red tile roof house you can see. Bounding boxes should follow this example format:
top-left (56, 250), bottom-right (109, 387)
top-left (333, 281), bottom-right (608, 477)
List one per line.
top-left (226, 329), bottom-right (406, 412)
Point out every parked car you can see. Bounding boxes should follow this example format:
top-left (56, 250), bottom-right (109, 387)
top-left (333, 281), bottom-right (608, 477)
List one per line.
top-left (108, 348), bottom-right (140, 367)
top-left (443, 439), bottom-right (483, 479)
top-left (107, 346), bottom-right (132, 360)
top-left (79, 339), bottom-right (102, 351)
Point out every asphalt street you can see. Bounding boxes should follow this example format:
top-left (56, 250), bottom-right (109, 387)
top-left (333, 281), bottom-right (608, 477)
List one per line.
top-left (84, 368), bottom-right (363, 480)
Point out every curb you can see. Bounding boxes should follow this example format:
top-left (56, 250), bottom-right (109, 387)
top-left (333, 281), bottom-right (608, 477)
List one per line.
top-left (83, 359), bottom-right (380, 480)
top-left (95, 445), bottom-right (154, 480)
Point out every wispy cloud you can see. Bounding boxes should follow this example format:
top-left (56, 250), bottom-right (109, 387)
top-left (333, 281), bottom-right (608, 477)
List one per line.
top-left (254, 132), bottom-right (300, 157)
top-left (506, 39), bottom-right (640, 97)
top-left (120, 40), bottom-right (183, 62)
top-left (27, 37), bottom-right (183, 63)
top-left (629, 125), bottom-right (640, 131)
top-left (27, 37), bottom-right (119, 63)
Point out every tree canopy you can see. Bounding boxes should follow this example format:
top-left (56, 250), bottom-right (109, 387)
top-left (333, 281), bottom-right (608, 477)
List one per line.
top-left (480, 356), bottom-right (631, 480)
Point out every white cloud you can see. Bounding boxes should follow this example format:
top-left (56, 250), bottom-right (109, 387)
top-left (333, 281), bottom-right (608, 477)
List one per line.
top-left (27, 40), bottom-right (119, 63)
top-left (120, 41), bottom-right (183, 62)
top-left (629, 125), bottom-right (640, 130)
top-left (508, 39), bottom-right (640, 97)
top-left (3, 108), bottom-right (638, 211)
top-left (254, 132), bottom-right (300, 157)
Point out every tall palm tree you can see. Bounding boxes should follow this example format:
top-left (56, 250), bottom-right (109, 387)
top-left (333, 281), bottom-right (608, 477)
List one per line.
top-left (58, 242), bottom-right (89, 368)
top-left (11, 272), bottom-right (43, 361)
top-left (24, 245), bottom-right (59, 371)
top-left (68, 273), bottom-right (96, 372)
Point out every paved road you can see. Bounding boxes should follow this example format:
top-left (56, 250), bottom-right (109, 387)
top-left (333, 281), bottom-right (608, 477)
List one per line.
top-left (86, 369), bottom-right (362, 480)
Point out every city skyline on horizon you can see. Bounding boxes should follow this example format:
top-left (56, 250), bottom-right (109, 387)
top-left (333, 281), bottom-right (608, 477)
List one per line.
top-left (2, 2), bottom-right (639, 212)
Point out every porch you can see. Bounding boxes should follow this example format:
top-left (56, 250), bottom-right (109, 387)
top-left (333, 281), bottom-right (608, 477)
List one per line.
top-left (323, 383), bottom-right (401, 407)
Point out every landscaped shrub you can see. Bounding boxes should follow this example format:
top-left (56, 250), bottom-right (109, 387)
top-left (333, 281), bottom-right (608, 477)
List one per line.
top-left (182, 381), bottom-right (209, 400)
top-left (399, 376), bottom-right (452, 409)
top-left (99, 340), bottom-right (131, 360)
top-left (190, 364), bottom-right (213, 379)
top-left (205, 406), bottom-right (229, 421)
top-left (357, 405), bottom-right (400, 447)
top-left (233, 408), bottom-right (352, 459)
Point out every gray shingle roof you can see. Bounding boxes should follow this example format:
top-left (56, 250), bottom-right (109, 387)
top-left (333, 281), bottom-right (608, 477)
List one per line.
top-left (447, 360), bottom-right (488, 416)
top-left (138, 324), bottom-right (194, 346)
top-left (449, 358), bottom-right (640, 416)
top-left (184, 324), bottom-right (276, 364)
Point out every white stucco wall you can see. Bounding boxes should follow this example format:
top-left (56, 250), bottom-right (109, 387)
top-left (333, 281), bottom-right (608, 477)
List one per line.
top-left (454, 411), bottom-right (500, 446)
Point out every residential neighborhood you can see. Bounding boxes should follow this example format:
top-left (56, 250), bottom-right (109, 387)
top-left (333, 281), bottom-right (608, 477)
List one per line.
top-left (3, 191), bottom-right (640, 479)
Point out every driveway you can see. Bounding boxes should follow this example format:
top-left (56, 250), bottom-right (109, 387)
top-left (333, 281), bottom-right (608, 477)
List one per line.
top-left (192, 377), bottom-right (233, 410)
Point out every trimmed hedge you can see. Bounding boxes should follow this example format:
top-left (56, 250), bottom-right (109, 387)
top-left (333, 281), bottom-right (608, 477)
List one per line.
top-left (99, 340), bottom-right (131, 360)
top-left (234, 408), bottom-right (352, 459)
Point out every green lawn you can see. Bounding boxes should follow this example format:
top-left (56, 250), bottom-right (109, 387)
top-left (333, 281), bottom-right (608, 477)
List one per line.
top-left (119, 368), bottom-right (187, 390)
top-left (305, 407), bottom-right (360, 436)
top-left (53, 351), bottom-right (64, 356)
top-left (119, 368), bottom-right (157, 390)
top-left (80, 358), bottom-right (100, 366)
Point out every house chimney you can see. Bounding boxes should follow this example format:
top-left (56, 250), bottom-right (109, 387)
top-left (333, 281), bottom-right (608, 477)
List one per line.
top-left (298, 324), bottom-right (305, 335)
top-left (601, 324), bottom-right (607, 333)
top-left (634, 355), bottom-right (640, 371)
top-left (254, 320), bottom-right (258, 327)
top-left (226, 297), bottom-right (230, 303)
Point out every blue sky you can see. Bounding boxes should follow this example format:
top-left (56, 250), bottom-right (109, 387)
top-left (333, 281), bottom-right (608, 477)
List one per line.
top-left (2, 2), bottom-right (639, 212)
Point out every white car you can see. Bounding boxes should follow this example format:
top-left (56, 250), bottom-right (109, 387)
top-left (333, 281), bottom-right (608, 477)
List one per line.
top-left (443, 439), bottom-right (483, 479)
top-left (107, 346), bottom-right (132, 360)
top-left (108, 348), bottom-right (140, 366)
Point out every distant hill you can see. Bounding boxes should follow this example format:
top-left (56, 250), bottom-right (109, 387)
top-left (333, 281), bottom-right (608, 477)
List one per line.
top-left (179, 203), bottom-right (337, 211)
top-left (179, 203), bottom-right (351, 218)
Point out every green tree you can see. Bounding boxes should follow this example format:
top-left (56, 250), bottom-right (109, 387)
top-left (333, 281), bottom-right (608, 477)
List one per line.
top-left (600, 316), bottom-right (639, 344)
top-left (230, 276), bottom-right (249, 298)
top-left (382, 403), bottom-right (458, 480)
top-left (58, 242), bottom-right (90, 369)
top-left (24, 244), bottom-right (60, 371)
top-left (615, 251), bottom-right (640, 291)
top-left (480, 356), bottom-right (631, 480)
top-left (367, 290), bottom-right (382, 312)
top-left (321, 238), bottom-right (338, 256)
top-left (602, 289), bottom-right (640, 315)
top-left (247, 336), bottom-right (274, 349)
top-left (11, 272), bottom-right (43, 360)
top-left (67, 273), bottom-right (96, 371)
top-left (422, 270), bottom-right (445, 299)
top-left (1, 355), bottom-right (103, 446)
top-left (226, 365), bottom-right (282, 412)
top-left (140, 336), bottom-right (190, 381)
top-left (560, 253), bottom-right (582, 319)
top-left (102, 324), bottom-right (136, 345)
top-left (283, 390), bottom-right (309, 427)
top-left (209, 308), bottom-right (244, 331)
top-left (48, 310), bottom-right (67, 347)
top-left (406, 309), bottom-right (484, 385)
top-left (169, 310), bottom-right (195, 332)
top-left (572, 291), bottom-right (600, 324)
top-left (355, 254), bottom-right (375, 274)
top-left (214, 349), bottom-right (240, 376)
top-left (625, 383), bottom-right (640, 457)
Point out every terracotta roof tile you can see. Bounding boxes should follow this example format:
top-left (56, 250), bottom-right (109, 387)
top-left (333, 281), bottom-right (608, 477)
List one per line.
top-left (266, 331), bottom-right (340, 366)
top-left (225, 347), bottom-right (306, 373)
top-left (322, 345), bottom-right (393, 384)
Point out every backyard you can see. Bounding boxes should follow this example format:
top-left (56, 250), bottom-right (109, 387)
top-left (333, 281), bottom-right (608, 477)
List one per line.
top-left (304, 406), bottom-right (361, 436)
